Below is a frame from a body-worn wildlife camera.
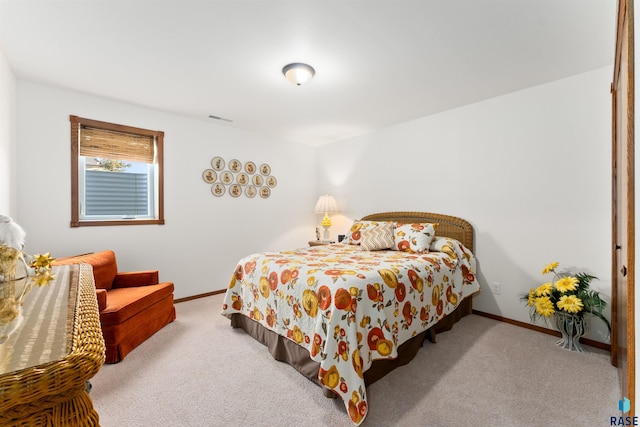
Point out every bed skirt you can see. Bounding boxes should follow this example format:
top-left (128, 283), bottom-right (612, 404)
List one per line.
top-left (229, 296), bottom-right (472, 398)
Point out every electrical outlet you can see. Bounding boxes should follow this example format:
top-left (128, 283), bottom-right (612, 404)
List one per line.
top-left (490, 282), bottom-right (501, 295)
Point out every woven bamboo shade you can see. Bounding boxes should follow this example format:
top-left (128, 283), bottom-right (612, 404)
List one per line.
top-left (79, 126), bottom-right (155, 164)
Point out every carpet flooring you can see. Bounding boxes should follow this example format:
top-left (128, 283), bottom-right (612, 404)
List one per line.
top-left (90, 294), bottom-right (620, 427)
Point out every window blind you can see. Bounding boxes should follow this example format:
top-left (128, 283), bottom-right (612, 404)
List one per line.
top-left (85, 170), bottom-right (149, 216)
top-left (80, 126), bottom-right (155, 164)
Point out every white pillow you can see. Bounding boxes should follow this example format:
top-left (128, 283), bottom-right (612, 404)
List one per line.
top-left (393, 222), bottom-right (437, 253)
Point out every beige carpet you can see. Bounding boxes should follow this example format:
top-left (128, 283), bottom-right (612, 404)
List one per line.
top-left (90, 294), bottom-right (620, 427)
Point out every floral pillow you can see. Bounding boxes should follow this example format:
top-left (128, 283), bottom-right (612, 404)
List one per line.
top-left (393, 222), bottom-right (437, 253)
top-left (359, 222), bottom-right (394, 251)
top-left (345, 220), bottom-right (393, 246)
top-left (430, 236), bottom-right (468, 261)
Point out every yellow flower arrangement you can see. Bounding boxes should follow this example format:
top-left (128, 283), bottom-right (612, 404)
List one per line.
top-left (0, 245), bottom-right (55, 326)
top-left (520, 261), bottom-right (610, 332)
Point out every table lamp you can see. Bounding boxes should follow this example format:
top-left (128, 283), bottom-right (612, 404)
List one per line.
top-left (314, 194), bottom-right (340, 242)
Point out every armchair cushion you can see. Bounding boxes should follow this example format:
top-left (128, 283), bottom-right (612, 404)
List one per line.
top-left (100, 282), bottom-right (174, 326)
top-left (113, 270), bottom-right (159, 288)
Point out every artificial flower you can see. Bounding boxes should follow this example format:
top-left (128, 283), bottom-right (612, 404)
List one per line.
top-left (527, 289), bottom-right (536, 306)
top-left (535, 282), bottom-right (553, 296)
top-left (520, 262), bottom-right (610, 333)
top-left (30, 252), bottom-right (55, 272)
top-left (557, 294), bottom-right (584, 314)
top-left (534, 296), bottom-right (555, 317)
top-left (1, 245), bottom-right (56, 329)
top-left (555, 276), bottom-right (579, 293)
top-left (542, 261), bottom-right (559, 275)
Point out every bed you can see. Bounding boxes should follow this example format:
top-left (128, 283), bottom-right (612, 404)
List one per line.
top-left (220, 211), bottom-right (480, 425)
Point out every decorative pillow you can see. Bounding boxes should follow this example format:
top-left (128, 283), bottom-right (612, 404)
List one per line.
top-left (393, 222), bottom-right (437, 253)
top-left (430, 236), bottom-right (465, 260)
top-left (345, 220), bottom-right (392, 246)
top-left (359, 222), bottom-right (394, 251)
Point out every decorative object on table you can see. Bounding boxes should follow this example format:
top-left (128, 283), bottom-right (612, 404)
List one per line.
top-left (0, 216), bottom-right (25, 252)
top-left (0, 216), bottom-right (55, 342)
top-left (0, 215), bottom-right (54, 284)
top-left (521, 261), bottom-right (610, 352)
top-left (0, 252), bottom-right (55, 343)
top-left (314, 194), bottom-right (341, 242)
top-left (202, 157), bottom-right (276, 198)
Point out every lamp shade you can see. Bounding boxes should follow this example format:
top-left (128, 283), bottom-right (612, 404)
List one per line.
top-left (314, 194), bottom-right (340, 214)
top-left (282, 63), bottom-right (315, 86)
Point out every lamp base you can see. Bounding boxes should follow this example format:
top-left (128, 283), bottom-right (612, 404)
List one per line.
top-left (322, 226), bottom-right (331, 242)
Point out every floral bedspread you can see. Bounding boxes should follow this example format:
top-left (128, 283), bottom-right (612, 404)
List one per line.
top-left (220, 237), bottom-right (480, 425)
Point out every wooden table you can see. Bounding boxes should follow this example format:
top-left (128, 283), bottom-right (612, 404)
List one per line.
top-left (0, 264), bottom-right (105, 426)
top-left (308, 240), bottom-right (335, 246)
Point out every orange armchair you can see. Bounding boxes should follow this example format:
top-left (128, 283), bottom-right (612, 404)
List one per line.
top-left (53, 250), bottom-right (176, 363)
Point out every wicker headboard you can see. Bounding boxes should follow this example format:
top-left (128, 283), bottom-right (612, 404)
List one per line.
top-left (360, 211), bottom-right (474, 252)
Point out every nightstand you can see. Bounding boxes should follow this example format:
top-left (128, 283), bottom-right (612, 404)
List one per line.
top-left (308, 240), bottom-right (335, 246)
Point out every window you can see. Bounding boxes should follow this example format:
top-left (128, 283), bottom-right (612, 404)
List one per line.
top-left (70, 115), bottom-right (164, 227)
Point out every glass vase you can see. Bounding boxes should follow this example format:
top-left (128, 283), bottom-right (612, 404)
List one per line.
top-left (555, 312), bottom-right (587, 352)
top-left (0, 279), bottom-right (24, 344)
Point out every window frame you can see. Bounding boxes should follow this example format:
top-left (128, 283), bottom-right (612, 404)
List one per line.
top-left (70, 115), bottom-right (165, 227)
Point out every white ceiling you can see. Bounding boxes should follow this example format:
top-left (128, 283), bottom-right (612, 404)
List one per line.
top-left (0, 0), bottom-right (616, 146)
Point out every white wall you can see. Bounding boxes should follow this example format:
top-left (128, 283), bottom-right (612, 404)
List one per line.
top-left (15, 82), bottom-right (317, 298)
top-left (317, 67), bottom-right (613, 343)
top-left (0, 46), bottom-right (16, 215)
top-left (10, 68), bottom-right (614, 341)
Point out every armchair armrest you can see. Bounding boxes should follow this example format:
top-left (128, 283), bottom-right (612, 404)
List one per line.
top-left (113, 270), bottom-right (159, 288)
top-left (96, 288), bottom-right (107, 312)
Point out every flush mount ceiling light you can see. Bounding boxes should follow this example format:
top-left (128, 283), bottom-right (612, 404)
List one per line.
top-left (282, 63), bottom-right (315, 86)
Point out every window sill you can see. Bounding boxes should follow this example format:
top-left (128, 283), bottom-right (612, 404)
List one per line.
top-left (70, 218), bottom-right (165, 227)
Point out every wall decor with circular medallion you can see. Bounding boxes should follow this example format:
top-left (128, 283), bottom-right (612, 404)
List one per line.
top-left (211, 183), bottom-right (225, 197)
top-left (237, 173), bottom-right (249, 186)
top-left (245, 185), bottom-right (257, 198)
top-left (211, 157), bottom-right (225, 171)
top-left (245, 162), bottom-right (256, 174)
top-left (229, 184), bottom-right (242, 198)
top-left (221, 171), bottom-right (233, 185)
top-left (252, 174), bottom-right (264, 186)
top-left (229, 159), bottom-right (242, 173)
top-left (202, 157), bottom-right (276, 199)
top-left (202, 169), bottom-right (217, 184)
